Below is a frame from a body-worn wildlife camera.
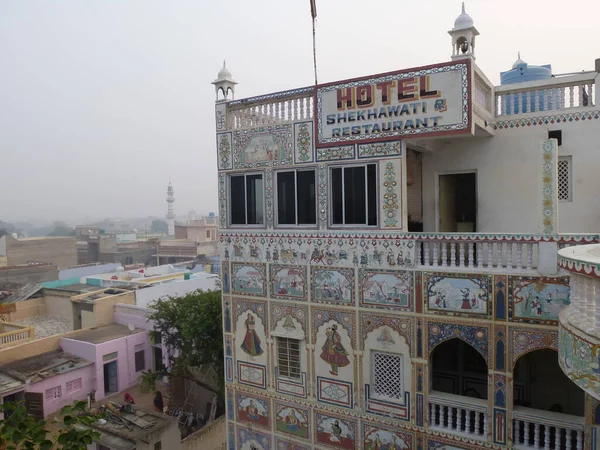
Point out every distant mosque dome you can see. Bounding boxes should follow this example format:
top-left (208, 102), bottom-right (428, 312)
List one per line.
top-left (453, 2), bottom-right (474, 29)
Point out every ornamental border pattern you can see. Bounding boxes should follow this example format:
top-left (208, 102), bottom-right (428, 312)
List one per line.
top-left (559, 253), bottom-right (600, 279)
top-left (360, 313), bottom-right (414, 356)
top-left (509, 326), bottom-right (558, 367)
top-left (294, 121), bottom-right (314, 164)
top-left (217, 132), bottom-right (233, 170)
top-left (541, 139), bottom-right (557, 234)
top-left (491, 109), bottom-right (600, 130)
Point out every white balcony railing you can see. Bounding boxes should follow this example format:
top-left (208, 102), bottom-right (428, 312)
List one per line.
top-left (428, 391), bottom-right (488, 440)
top-left (513, 406), bottom-right (584, 450)
top-left (227, 87), bottom-right (314, 129)
top-left (495, 73), bottom-right (596, 117)
top-left (416, 236), bottom-right (538, 273)
top-left (558, 244), bottom-right (600, 340)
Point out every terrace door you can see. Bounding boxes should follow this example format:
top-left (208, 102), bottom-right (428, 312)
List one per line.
top-left (25, 392), bottom-right (43, 420)
top-left (103, 361), bottom-right (118, 394)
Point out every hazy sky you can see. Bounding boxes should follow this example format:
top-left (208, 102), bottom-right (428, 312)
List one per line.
top-left (0, 0), bottom-right (597, 223)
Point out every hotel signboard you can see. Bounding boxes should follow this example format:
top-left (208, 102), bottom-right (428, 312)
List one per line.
top-left (315, 61), bottom-right (471, 146)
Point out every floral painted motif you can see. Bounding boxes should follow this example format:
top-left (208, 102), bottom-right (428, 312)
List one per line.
top-left (358, 141), bottom-right (402, 159)
top-left (541, 140), bottom-right (557, 234)
top-left (492, 110), bottom-right (600, 130)
top-left (219, 173), bottom-right (227, 229)
top-left (382, 161), bottom-right (399, 228)
top-left (316, 145), bottom-right (356, 162)
top-left (218, 132), bottom-right (233, 170)
top-left (294, 121), bottom-right (313, 163)
top-left (318, 164), bottom-right (328, 228)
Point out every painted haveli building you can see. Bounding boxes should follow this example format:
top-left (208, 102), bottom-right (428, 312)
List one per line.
top-left (214, 5), bottom-right (600, 450)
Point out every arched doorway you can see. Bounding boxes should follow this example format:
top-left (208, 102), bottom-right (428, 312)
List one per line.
top-left (429, 338), bottom-right (488, 438)
top-left (431, 338), bottom-right (488, 399)
top-left (513, 349), bottom-right (585, 449)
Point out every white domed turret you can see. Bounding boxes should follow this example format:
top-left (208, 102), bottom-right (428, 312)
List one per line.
top-left (453, 2), bottom-right (474, 30)
top-left (212, 60), bottom-right (238, 101)
top-left (448, 2), bottom-right (479, 60)
top-left (512, 52), bottom-right (526, 69)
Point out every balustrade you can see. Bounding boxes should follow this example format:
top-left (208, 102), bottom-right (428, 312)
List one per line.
top-left (428, 391), bottom-right (487, 440)
top-left (495, 73), bottom-right (596, 117)
top-left (417, 238), bottom-right (538, 272)
top-left (0, 326), bottom-right (34, 345)
top-left (513, 406), bottom-right (584, 450)
top-left (227, 89), bottom-right (314, 129)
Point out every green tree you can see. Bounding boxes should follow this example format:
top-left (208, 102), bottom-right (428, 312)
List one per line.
top-left (150, 219), bottom-right (168, 234)
top-left (0, 400), bottom-right (101, 450)
top-left (148, 289), bottom-right (223, 396)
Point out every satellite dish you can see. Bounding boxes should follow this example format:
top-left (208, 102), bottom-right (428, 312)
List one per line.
top-left (128, 323), bottom-right (135, 333)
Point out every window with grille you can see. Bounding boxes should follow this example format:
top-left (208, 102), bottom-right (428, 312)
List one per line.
top-left (558, 156), bottom-right (572, 201)
top-left (277, 337), bottom-right (301, 380)
top-left (372, 352), bottom-right (404, 401)
top-left (135, 348), bottom-right (146, 373)
top-left (66, 378), bottom-right (82, 394)
top-left (45, 386), bottom-right (62, 401)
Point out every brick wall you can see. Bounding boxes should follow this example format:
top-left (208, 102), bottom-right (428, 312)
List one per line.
top-left (6, 236), bottom-right (77, 269)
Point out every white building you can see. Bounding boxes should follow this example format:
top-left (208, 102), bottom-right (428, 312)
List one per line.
top-left (216, 4), bottom-right (600, 450)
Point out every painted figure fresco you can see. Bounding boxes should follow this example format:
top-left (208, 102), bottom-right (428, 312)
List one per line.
top-left (237, 395), bottom-right (269, 429)
top-left (232, 264), bottom-right (265, 296)
top-left (316, 415), bottom-right (355, 450)
top-left (320, 324), bottom-right (350, 376)
top-left (240, 313), bottom-right (263, 357)
top-left (426, 274), bottom-right (490, 314)
top-left (240, 134), bottom-right (286, 164)
top-left (272, 266), bottom-right (305, 299)
top-left (361, 270), bottom-right (412, 308)
top-left (313, 268), bottom-right (354, 303)
top-left (364, 427), bottom-right (410, 450)
top-left (510, 276), bottom-right (569, 321)
top-left (276, 405), bottom-right (309, 439)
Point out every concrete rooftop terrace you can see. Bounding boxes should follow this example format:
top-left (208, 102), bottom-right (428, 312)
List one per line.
top-left (68, 323), bottom-right (145, 344)
top-left (0, 349), bottom-right (91, 383)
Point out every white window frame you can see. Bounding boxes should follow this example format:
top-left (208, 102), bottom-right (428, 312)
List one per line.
top-left (328, 163), bottom-right (378, 228)
top-left (274, 168), bottom-right (318, 228)
top-left (276, 337), bottom-right (302, 381)
top-left (558, 156), bottom-right (572, 202)
top-left (228, 172), bottom-right (266, 228)
top-left (371, 351), bottom-right (404, 403)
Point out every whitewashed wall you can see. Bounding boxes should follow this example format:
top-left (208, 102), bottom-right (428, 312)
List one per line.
top-left (135, 276), bottom-right (219, 308)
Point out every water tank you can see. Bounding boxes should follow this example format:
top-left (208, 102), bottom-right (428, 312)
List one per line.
top-left (208, 212), bottom-right (215, 217)
top-left (500, 58), bottom-right (553, 115)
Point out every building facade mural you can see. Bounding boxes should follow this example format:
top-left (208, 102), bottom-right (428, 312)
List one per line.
top-left (508, 275), bottom-right (569, 323)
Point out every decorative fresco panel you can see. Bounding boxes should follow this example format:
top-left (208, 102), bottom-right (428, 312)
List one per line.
top-left (270, 264), bottom-right (307, 300)
top-left (236, 392), bottom-right (270, 430)
top-left (215, 102), bottom-right (227, 131)
top-left (494, 374), bottom-right (507, 408)
top-left (360, 313), bottom-right (413, 355)
top-left (428, 321), bottom-right (489, 363)
top-left (317, 377), bottom-right (353, 408)
top-left (221, 232), bottom-right (416, 270)
top-left (275, 438), bottom-right (310, 450)
top-left (380, 159), bottom-right (402, 229)
top-left (316, 145), bottom-right (356, 162)
top-left (233, 124), bottom-right (292, 169)
top-left (494, 275), bottom-right (506, 320)
top-left (222, 263), bottom-right (230, 294)
top-left (424, 272), bottom-right (492, 317)
top-left (559, 323), bottom-right (600, 398)
top-left (358, 141), bottom-right (403, 159)
top-left (495, 325), bottom-right (506, 371)
top-left (312, 307), bottom-right (355, 347)
top-left (237, 427), bottom-right (272, 450)
top-left (508, 275), bottom-right (570, 324)
top-left (224, 299), bottom-right (232, 333)
top-left (232, 263), bottom-right (266, 297)
top-left (275, 401), bottom-right (310, 440)
top-left (265, 169), bottom-right (274, 228)
top-left (226, 388), bottom-right (234, 420)
top-left (360, 269), bottom-right (412, 310)
top-left (362, 422), bottom-right (413, 450)
top-left (228, 423), bottom-right (235, 450)
top-left (218, 173), bottom-right (227, 229)
top-left (270, 302), bottom-right (308, 334)
top-left (217, 132), bottom-right (233, 170)
top-left (237, 361), bottom-right (267, 389)
top-left (315, 413), bottom-right (357, 450)
top-left (312, 267), bottom-right (355, 304)
top-left (318, 164), bottom-right (328, 228)
top-left (492, 109), bottom-right (600, 130)
top-left (541, 139), bottom-right (558, 234)
top-left (294, 121), bottom-right (314, 164)
top-left (510, 327), bottom-right (557, 367)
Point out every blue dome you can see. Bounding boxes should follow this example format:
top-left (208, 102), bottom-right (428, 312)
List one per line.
top-left (500, 54), bottom-right (552, 85)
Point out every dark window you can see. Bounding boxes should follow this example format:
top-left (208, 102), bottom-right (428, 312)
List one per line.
top-left (276, 170), bottom-right (316, 226)
top-left (154, 442), bottom-right (162, 450)
top-left (230, 174), bottom-right (264, 225)
top-left (331, 164), bottom-right (377, 226)
top-left (277, 337), bottom-right (301, 380)
top-left (135, 350), bottom-right (145, 372)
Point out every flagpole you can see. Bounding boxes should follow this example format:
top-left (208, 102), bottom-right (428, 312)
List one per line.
top-left (311, 0), bottom-right (318, 85)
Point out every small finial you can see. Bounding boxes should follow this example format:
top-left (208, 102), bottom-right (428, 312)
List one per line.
top-left (222, 60), bottom-right (226, 69)
top-left (462, 2), bottom-right (465, 13)
top-left (518, 51), bottom-right (521, 59)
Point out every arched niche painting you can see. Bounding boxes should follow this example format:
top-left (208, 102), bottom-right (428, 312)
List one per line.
top-left (235, 310), bottom-right (267, 365)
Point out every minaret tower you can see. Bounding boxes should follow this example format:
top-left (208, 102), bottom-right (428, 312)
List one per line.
top-left (448, 2), bottom-right (479, 60)
top-left (166, 180), bottom-right (175, 236)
